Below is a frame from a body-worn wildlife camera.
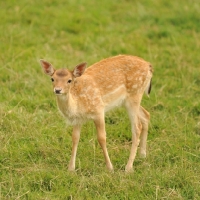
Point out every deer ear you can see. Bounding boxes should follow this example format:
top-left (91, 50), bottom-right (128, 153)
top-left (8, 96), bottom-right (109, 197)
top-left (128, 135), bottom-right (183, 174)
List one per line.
top-left (40, 59), bottom-right (55, 76)
top-left (73, 62), bottom-right (87, 77)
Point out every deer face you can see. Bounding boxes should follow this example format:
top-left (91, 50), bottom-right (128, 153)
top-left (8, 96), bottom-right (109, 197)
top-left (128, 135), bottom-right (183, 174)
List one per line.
top-left (51, 69), bottom-right (73, 95)
top-left (40, 59), bottom-right (87, 95)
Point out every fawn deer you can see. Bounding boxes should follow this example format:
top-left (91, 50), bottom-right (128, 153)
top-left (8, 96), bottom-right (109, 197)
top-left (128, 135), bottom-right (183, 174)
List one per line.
top-left (40, 55), bottom-right (153, 172)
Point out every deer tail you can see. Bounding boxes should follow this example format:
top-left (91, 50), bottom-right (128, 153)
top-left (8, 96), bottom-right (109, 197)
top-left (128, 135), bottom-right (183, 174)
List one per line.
top-left (145, 64), bottom-right (153, 96)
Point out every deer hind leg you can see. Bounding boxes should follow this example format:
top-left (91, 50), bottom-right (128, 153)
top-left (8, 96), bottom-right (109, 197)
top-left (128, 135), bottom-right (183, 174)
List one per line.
top-left (138, 106), bottom-right (150, 158)
top-left (125, 96), bottom-right (142, 172)
top-left (94, 113), bottom-right (113, 171)
top-left (68, 125), bottom-right (81, 171)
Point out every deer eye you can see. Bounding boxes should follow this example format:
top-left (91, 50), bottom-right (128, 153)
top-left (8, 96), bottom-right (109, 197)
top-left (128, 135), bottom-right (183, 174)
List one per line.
top-left (68, 79), bottom-right (72, 83)
top-left (51, 78), bottom-right (54, 82)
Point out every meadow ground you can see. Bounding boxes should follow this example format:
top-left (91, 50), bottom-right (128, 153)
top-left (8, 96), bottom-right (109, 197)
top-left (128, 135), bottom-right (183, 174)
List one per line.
top-left (0, 0), bottom-right (200, 199)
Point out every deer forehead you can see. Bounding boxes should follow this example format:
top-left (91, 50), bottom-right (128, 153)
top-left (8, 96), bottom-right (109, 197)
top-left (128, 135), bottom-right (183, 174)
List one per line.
top-left (53, 69), bottom-right (73, 81)
top-left (55, 69), bottom-right (70, 77)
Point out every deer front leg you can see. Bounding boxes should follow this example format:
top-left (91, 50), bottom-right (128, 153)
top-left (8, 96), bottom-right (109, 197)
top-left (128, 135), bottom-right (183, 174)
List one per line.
top-left (94, 114), bottom-right (113, 171)
top-left (68, 125), bottom-right (81, 171)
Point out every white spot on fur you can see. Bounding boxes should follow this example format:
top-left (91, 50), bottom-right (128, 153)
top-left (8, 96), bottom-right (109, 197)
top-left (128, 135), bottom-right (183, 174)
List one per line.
top-left (138, 77), bottom-right (142, 81)
top-left (132, 84), bottom-right (138, 89)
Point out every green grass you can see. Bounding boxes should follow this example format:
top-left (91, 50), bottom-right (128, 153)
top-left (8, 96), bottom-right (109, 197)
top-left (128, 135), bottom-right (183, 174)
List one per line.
top-left (0, 0), bottom-right (200, 199)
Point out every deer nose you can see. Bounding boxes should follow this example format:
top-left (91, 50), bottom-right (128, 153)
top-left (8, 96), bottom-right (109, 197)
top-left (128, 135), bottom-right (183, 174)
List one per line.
top-left (54, 88), bottom-right (62, 94)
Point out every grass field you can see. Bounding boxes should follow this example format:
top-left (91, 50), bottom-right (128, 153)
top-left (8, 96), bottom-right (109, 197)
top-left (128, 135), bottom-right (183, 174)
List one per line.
top-left (0, 0), bottom-right (200, 199)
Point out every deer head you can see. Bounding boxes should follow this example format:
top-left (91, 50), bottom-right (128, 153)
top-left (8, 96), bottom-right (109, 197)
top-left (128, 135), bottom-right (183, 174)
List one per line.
top-left (40, 60), bottom-right (87, 95)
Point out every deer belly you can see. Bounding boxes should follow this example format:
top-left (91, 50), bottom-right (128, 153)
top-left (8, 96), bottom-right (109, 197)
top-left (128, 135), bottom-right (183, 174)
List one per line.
top-left (102, 85), bottom-right (126, 112)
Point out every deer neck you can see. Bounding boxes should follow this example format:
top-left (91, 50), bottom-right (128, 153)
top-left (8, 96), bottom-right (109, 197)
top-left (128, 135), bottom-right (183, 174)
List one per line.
top-left (56, 89), bottom-right (78, 118)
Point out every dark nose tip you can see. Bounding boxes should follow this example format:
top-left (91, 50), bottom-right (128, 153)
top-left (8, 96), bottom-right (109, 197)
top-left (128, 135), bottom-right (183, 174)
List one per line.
top-left (54, 88), bottom-right (62, 94)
